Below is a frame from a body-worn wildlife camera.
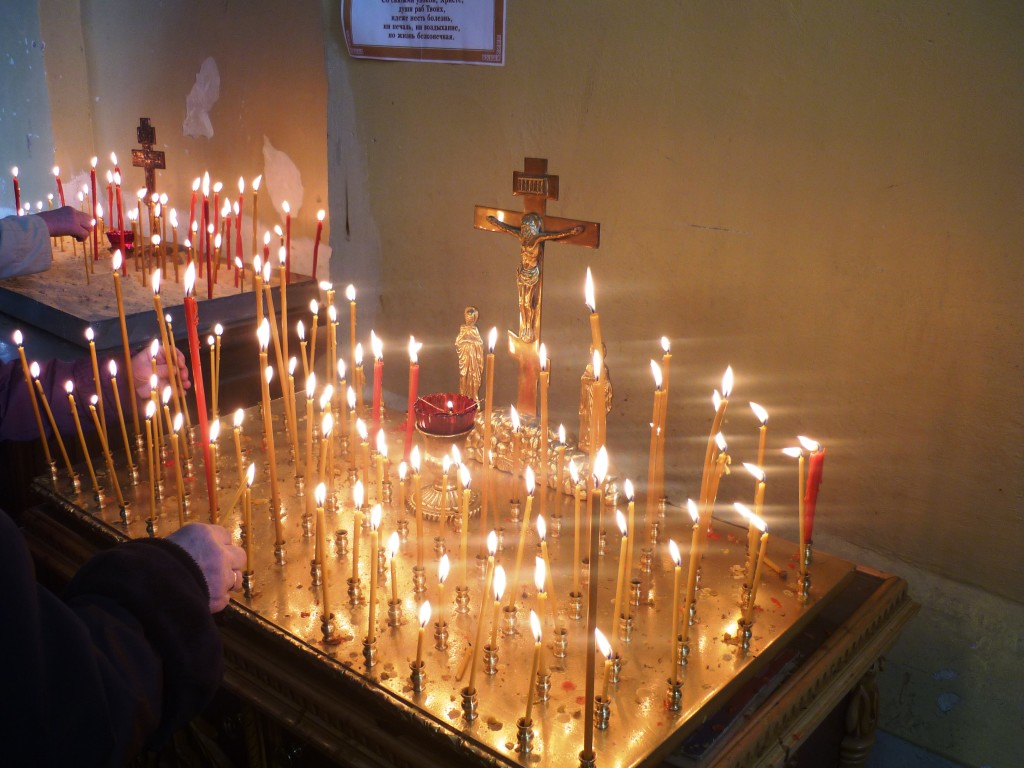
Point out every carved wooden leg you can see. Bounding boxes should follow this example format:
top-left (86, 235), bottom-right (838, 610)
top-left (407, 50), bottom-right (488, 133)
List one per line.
top-left (839, 664), bottom-right (881, 768)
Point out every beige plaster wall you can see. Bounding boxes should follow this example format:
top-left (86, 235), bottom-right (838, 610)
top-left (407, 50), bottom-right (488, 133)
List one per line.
top-left (321, 4), bottom-right (1023, 763)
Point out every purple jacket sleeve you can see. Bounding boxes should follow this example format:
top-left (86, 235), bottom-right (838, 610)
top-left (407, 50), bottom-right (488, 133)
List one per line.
top-left (0, 509), bottom-right (223, 766)
top-left (0, 355), bottom-right (132, 443)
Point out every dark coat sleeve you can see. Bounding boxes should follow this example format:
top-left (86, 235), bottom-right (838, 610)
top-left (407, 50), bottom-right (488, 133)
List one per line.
top-left (0, 510), bottom-right (223, 767)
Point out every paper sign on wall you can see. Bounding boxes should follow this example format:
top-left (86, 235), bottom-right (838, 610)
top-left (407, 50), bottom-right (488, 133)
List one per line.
top-left (342, 0), bottom-right (505, 65)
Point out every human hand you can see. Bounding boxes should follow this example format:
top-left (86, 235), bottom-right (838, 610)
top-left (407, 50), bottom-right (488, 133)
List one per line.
top-left (166, 523), bottom-right (246, 612)
top-left (131, 344), bottom-right (191, 405)
top-left (35, 206), bottom-right (94, 240)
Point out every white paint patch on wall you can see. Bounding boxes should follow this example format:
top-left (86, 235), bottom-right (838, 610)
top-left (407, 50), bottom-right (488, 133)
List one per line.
top-left (182, 57), bottom-right (220, 139)
top-left (262, 135), bottom-right (304, 218)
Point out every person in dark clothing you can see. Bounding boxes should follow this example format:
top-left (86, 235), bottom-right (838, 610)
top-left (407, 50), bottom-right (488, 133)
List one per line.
top-left (0, 510), bottom-right (244, 766)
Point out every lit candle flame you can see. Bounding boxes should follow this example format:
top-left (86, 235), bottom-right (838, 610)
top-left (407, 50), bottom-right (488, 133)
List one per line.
top-left (162, 386), bottom-right (172, 405)
top-left (623, 478), bottom-right (634, 501)
top-left (510, 405), bottom-right (520, 432)
top-left (149, 339), bottom-right (160, 359)
top-left (688, 499), bottom-right (704, 524)
top-left (328, 304), bottom-right (338, 324)
top-left (782, 446), bottom-right (803, 458)
top-left (321, 412), bottom-right (333, 436)
top-left (346, 386), bottom-right (356, 410)
top-left (354, 343), bottom-right (363, 366)
top-left (320, 384), bottom-right (334, 411)
top-left (419, 600), bottom-right (432, 628)
top-left (715, 432), bottom-right (728, 451)
top-left (108, 360), bottom-right (117, 377)
top-left (524, 465), bottom-right (535, 496)
top-left (289, 357), bottom-right (297, 376)
top-left (743, 463), bottom-right (765, 483)
top-left (594, 446), bottom-right (609, 484)
top-left (353, 479), bottom-right (364, 508)
top-left (184, 262), bottom-right (196, 296)
top-left (721, 366), bottom-right (734, 398)
top-left (493, 565), bottom-right (507, 601)
top-left (357, 418), bottom-right (368, 442)
top-left (534, 556), bottom-right (546, 593)
top-left (310, 299), bottom-right (319, 315)
top-left (257, 318), bottom-right (270, 350)
top-left (346, 284), bottom-right (356, 302)
top-left (297, 320), bottom-right (305, 341)
top-left (234, 408), bottom-right (244, 428)
top-left (661, 336), bottom-right (671, 353)
top-left (650, 359), bottom-right (663, 389)
top-left (265, 366), bottom-right (274, 385)
top-left (487, 326), bottom-right (497, 353)
top-left (387, 531), bottom-right (400, 560)
top-left (408, 335), bottom-right (421, 363)
top-left (306, 373), bottom-right (317, 399)
top-left (173, 412), bottom-right (183, 433)
top-left (29, 361), bottom-right (39, 379)
top-left (616, 509), bottom-right (627, 536)
top-left (376, 428), bottom-right (388, 458)
top-left (669, 539), bottom-right (682, 566)
top-left (317, 209), bottom-right (326, 222)
top-left (151, 268), bottom-right (161, 295)
top-left (209, 419), bottom-right (220, 443)
top-left (569, 458), bottom-right (579, 485)
top-left (750, 401), bottom-right (769, 425)
top-left (12, 329), bottom-right (23, 346)
top-left (584, 266), bottom-right (597, 312)
top-left (85, 327), bottom-right (95, 343)
top-left (438, 553), bottom-right (450, 584)
top-left (252, 175), bottom-right (262, 192)
top-left (398, 461), bottom-right (407, 481)
top-left (282, 200), bottom-right (290, 215)
top-left (410, 445), bottom-right (421, 472)
top-left (145, 401), bottom-right (156, 419)
top-left (315, 482), bottom-right (327, 508)
top-left (733, 502), bottom-right (752, 522)
top-left (370, 503), bottom-right (382, 531)
top-left (539, 343), bottom-right (547, 371)
top-left (460, 463), bottom-right (471, 488)
top-left (337, 359), bottom-right (346, 380)
top-left (371, 330), bottom-right (383, 361)
top-left (246, 462), bottom-right (256, 487)
top-left (595, 627), bottom-right (612, 659)
top-left (487, 530), bottom-right (498, 555)
top-left (798, 435), bottom-right (822, 453)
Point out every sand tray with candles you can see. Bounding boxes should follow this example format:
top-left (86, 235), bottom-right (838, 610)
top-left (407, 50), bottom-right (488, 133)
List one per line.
top-left (26, 396), bottom-right (878, 768)
top-left (0, 243), bottom-right (315, 352)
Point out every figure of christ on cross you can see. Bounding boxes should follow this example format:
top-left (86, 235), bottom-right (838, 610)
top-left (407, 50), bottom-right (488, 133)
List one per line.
top-left (131, 117), bottom-right (166, 196)
top-left (474, 158), bottom-right (600, 416)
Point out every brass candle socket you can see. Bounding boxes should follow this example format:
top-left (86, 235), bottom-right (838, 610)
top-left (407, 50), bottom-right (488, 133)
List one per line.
top-left (665, 678), bottom-right (683, 712)
top-left (515, 717), bottom-right (534, 754)
top-left (501, 604), bottom-right (517, 637)
top-left (347, 576), bottom-right (363, 606)
top-left (594, 694), bottom-right (611, 730)
top-left (411, 564), bottom-right (426, 594)
top-left (617, 613), bottom-right (634, 644)
top-left (242, 569), bottom-right (254, 599)
top-left (535, 670), bottom-right (551, 703)
top-left (483, 643), bottom-right (498, 676)
top-left (454, 585), bottom-right (471, 614)
top-left (460, 686), bottom-right (478, 721)
top-left (362, 637), bottom-right (377, 667)
top-left (334, 529), bottom-right (349, 557)
top-left (309, 559), bottom-right (322, 587)
top-left (409, 660), bottom-right (426, 692)
top-left (433, 619), bottom-right (449, 650)
top-left (274, 542), bottom-right (286, 566)
top-left (553, 627), bottom-right (568, 658)
top-left (387, 598), bottom-right (402, 628)
top-left (568, 590), bottom-right (583, 620)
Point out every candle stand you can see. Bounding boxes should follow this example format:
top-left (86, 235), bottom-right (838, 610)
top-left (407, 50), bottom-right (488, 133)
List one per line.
top-left (28, 402), bottom-right (916, 768)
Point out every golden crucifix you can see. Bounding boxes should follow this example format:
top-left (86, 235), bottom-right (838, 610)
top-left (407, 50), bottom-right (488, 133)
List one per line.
top-left (474, 158), bottom-right (600, 416)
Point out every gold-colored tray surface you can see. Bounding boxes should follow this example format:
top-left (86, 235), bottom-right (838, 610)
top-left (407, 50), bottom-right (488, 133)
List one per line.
top-left (38, 400), bottom-right (855, 767)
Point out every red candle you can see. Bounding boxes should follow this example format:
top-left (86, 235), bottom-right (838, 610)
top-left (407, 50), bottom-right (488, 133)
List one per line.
top-left (802, 439), bottom-right (825, 541)
top-left (188, 177), bottom-right (199, 234)
top-left (89, 158), bottom-right (99, 261)
top-left (212, 181), bottom-right (222, 234)
top-left (106, 171), bottom-right (114, 231)
top-left (283, 201), bottom-right (292, 284)
top-left (312, 209), bottom-right (325, 278)
top-left (234, 198), bottom-right (243, 263)
top-left (202, 173), bottom-right (212, 298)
top-left (370, 331), bottom-right (383, 434)
top-left (53, 166), bottom-right (65, 206)
top-left (183, 262), bottom-right (215, 510)
top-left (11, 167), bottom-right (20, 212)
top-left (404, 336), bottom-right (421, 461)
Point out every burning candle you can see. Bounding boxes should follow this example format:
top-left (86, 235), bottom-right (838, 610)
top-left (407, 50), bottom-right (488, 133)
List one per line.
top-left (367, 503), bottom-right (382, 643)
top-left (595, 628), bottom-right (614, 701)
top-left (262, 365), bottom-right (284, 546)
top-left (611, 509), bottom-right (629, 628)
top-left (533, 556), bottom-right (549, 649)
top-left (700, 366), bottom-right (734, 509)
top-left (415, 600), bottom-right (431, 669)
top-left (375, 428), bottom-right (388, 507)
top-left (403, 336), bottom-right (421, 461)
top-left (510, 405), bottom-right (522, 494)
top-left (570, 459), bottom-right (583, 595)
top-left (88, 395), bottom-right (123, 509)
top-left (30, 362), bottom-right (74, 477)
top-left (784, 444), bottom-right (807, 578)
top-left (169, 413), bottom-right (186, 526)
top-left (308, 300), bottom-right (320, 376)
top-left (488, 565), bottom-right (507, 655)
top-left (467, 537), bottom-right (497, 693)
top-left (353, 342), bottom-right (365, 421)
top-left (11, 167), bottom-right (20, 212)
top-left (799, 435), bottom-right (825, 545)
top-left (523, 610), bottom-right (543, 724)
top-left (346, 284), bottom-right (357, 385)
top-left (681, 499), bottom-right (701, 645)
top-left (507, 466), bottom-right (536, 610)
top-left (386, 530), bottom-right (401, 604)
top-left (53, 165), bottom-right (65, 206)
top-left (84, 327), bottom-right (106, 436)
top-left (208, 420), bottom-right (221, 523)
top-left (646, 360), bottom-right (663, 542)
top-left (297, 320), bottom-right (309, 383)
top-left (89, 158), bottom-right (99, 260)
top-left (144, 401), bottom-right (156, 522)
top-left (584, 266), bottom-right (603, 357)
top-left (668, 539), bottom-right (683, 682)
top-left (751, 402), bottom-right (769, 470)
top-left (315, 482), bottom-right (334, 625)
top-left (436, 552), bottom-right (450, 627)
top-left (459, 464), bottom-right (471, 587)
top-left (536, 516), bottom-right (555, 625)
top-left (556, 424), bottom-right (567, 498)
top-left (583, 447), bottom-right (609, 757)
top-left (312, 209), bottom-right (326, 277)
top-left (398, 461), bottom-right (408, 518)
top-left (243, 463), bottom-right (256, 570)
top-left (412, 446), bottom-right (423, 567)
top-left (231, 408), bottom-right (246, 484)
top-left (253, 255), bottom-right (264, 328)
top-left (370, 331), bottom-right (383, 434)
top-left (623, 479), bottom-right (637, 580)
top-left (12, 331), bottom-right (52, 468)
top-left (352, 480), bottom-right (365, 583)
top-left (539, 342), bottom-right (550, 478)
top-left (183, 263), bottom-right (215, 510)
top-left (250, 175), bottom-right (261, 257)
top-left (65, 381), bottom-right (99, 494)
top-left (742, 514), bottom-right (769, 625)
top-left (282, 201), bottom-right (292, 284)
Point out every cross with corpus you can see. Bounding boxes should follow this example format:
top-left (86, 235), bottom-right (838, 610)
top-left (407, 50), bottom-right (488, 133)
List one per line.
top-left (474, 158), bottom-right (600, 416)
top-left (131, 117), bottom-right (166, 196)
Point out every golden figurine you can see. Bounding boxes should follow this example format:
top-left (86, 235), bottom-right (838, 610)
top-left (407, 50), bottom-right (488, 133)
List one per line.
top-left (486, 212), bottom-right (584, 342)
top-left (456, 306), bottom-right (484, 400)
top-left (578, 346), bottom-right (613, 452)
